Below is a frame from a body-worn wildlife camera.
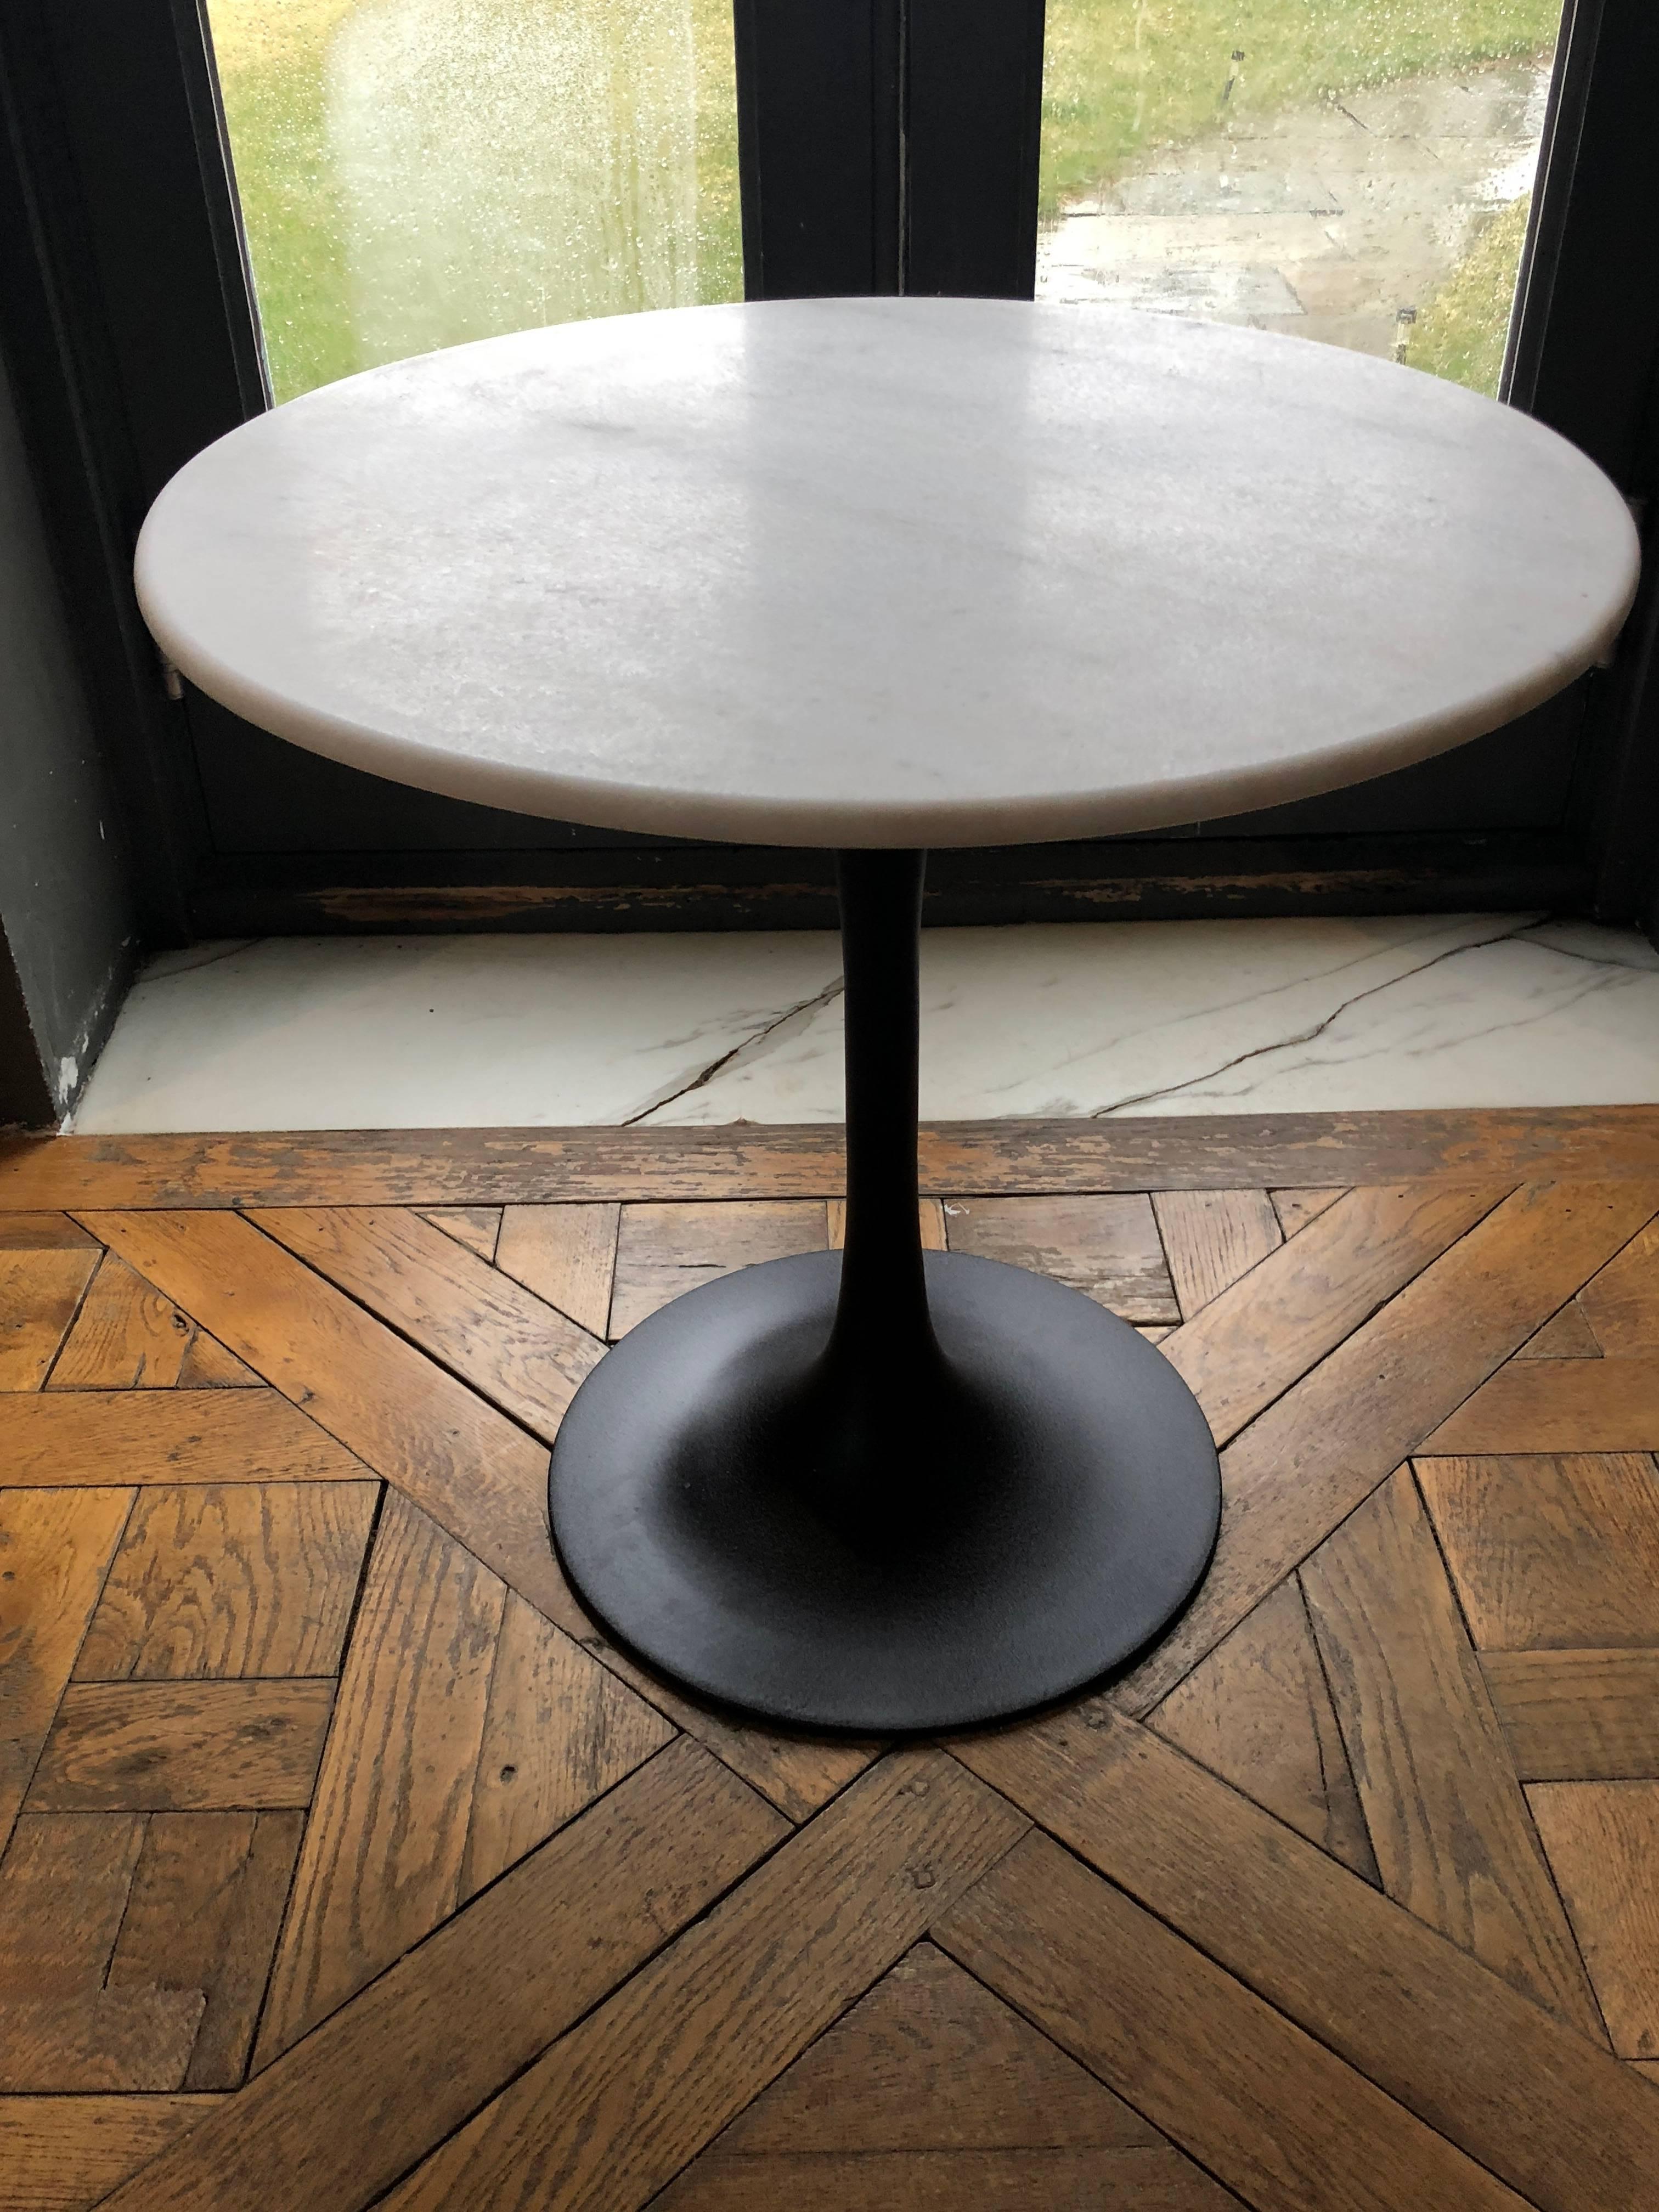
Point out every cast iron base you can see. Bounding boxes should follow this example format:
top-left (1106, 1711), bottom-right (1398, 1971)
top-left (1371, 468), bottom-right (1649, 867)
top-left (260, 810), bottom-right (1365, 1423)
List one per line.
top-left (549, 1248), bottom-right (1221, 1733)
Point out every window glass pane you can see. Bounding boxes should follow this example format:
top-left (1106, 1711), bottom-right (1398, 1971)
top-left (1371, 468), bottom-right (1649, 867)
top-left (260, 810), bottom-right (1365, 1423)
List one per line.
top-left (205, 0), bottom-right (741, 403)
top-left (1037, 2), bottom-right (1563, 394)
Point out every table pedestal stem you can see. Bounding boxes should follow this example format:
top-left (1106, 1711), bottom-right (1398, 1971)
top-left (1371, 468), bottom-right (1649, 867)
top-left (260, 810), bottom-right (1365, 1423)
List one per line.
top-left (823, 850), bottom-right (946, 1432)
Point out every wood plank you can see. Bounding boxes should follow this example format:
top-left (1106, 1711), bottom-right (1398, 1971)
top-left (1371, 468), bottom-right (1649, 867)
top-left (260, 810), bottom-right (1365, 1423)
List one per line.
top-left (1482, 1649), bottom-right (1659, 1780)
top-left (1114, 1180), bottom-right (1659, 1716)
top-left (420, 1206), bottom-right (501, 1262)
top-left (1149, 1578), bottom-right (1378, 1883)
top-left (710, 1942), bottom-right (1157, 2153)
top-left (1158, 1182), bottom-right (1509, 1451)
top-left (1515, 1300), bottom-right (1602, 1358)
top-left (76, 1212), bottom-right (868, 1821)
top-left (1299, 1468), bottom-right (1604, 2038)
top-left (376, 1751), bottom-right (1027, 2212)
top-left (1528, 1782), bottom-right (1659, 2058)
top-left (0, 1489), bottom-right (132, 1844)
top-left (74, 1483), bottom-right (379, 1680)
top-left (571, 1662), bottom-right (877, 1825)
top-left (252, 1206), bottom-right (602, 1443)
top-left (827, 1198), bottom-right (947, 1251)
top-left (935, 1832), bottom-right (1528, 2212)
top-left (0, 1392), bottom-right (370, 1487)
top-left (0, 1993), bottom-right (206, 2094)
top-left (1577, 1217), bottom-right (1659, 1355)
top-left (658, 2145), bottom-right (1239, 2210)
top-left (27, 1680), bottom-right (334, 1813)
top-left (47, 1255), bottom-right (194, 1390)
top-left (98, 1741), bottom-right (785, 2212)
top-left (1414, 1454), bottom-right (1659, 1650)
top-left (106, 1811), bottom-right (305, 2090)
top-left (0, 1211), bottom-right (98, 1250)
top-left (944, 1193), bottom-right (1177, 1322)
top-left (0, 1248), bottom-right (97, 1389)
top-left (15, 1107), bottom-right (1659, 1208)
top-left (0, 1814), bottom-right (148, 1989)
top-left (0, 2096), bottom-right (220, 2212)
top-left (1425, 1359), bottom-right (1659, 1454)
top-left (174, 1331), bottom-right (262, 1387)
top-left (610, 1200), bottom-right (828, 1336)
top-left (495, 1201), bottom-right (618, 1335)
top-left (252, 1489), bottom-right (502, 2067)
top-left (459, 1590), bottom-right (675, 1901)
top-left (1151, 1188), bottom-right (1281, 1317)
top-left (77, 1210), bottom-right (572, 1627)
top-left (1270, 1187), bottom-right (1346, 1237)
top-left (953, 1709), bottom-right (1659, 2212)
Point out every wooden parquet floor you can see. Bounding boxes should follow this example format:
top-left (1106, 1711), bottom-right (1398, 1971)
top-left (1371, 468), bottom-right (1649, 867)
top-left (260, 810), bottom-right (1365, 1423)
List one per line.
top-left (3, 1109), bottom-right (1659, 2211)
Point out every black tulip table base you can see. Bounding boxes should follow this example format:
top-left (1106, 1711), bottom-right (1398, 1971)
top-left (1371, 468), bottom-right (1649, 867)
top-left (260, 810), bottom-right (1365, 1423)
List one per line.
top-left (548, 851), bottom-right (1222, 1735)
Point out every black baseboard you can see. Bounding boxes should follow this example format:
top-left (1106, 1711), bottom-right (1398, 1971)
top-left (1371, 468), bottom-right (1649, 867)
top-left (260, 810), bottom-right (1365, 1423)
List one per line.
top-left (190, 832), bottom-right (1590, 938)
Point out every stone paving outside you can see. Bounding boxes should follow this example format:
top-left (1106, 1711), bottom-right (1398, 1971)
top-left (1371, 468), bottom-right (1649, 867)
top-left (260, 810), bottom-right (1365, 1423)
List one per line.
top-left (1037, 58), bottom-right (1549, 364)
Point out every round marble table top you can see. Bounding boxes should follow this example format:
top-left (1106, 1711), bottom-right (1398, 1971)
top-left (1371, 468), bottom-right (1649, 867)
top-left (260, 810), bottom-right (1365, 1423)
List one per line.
top-left (136, 297), bottom-right (1638, 849)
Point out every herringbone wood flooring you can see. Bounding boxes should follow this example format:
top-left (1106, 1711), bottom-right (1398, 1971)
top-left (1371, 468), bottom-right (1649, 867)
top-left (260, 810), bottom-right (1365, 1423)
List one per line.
top-left (3, 1109), bottom-right (1659, 2211)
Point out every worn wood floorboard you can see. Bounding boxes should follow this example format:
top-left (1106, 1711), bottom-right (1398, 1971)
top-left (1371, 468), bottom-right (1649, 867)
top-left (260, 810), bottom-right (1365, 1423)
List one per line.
top-left (1414, 1452), bottom-right (1659, 1650)
top-left (609, 1199), bottom-right (828, 1336)
top-left (1149, 1578), bottom-right (1378, 1884)
top-left (0, 1211), bottom-right (98, 1250)
top-left (1425, 1359), bottom-right (1659, 1454)
top-left (251, 1488), bottom-right (507, 2067)
top-left (0, 1992), bottom-right (206, 2094)
top-left (251, 1206), bottom-right (602, 1440)
top-left (376, 1752), bottom-right (1025, 2212)
top-left (1271, 1186), bottom-right (1347, 1237)
top-left (0, 1489), bottom-right (133, 1844)
top-left (1114, 1180), bottom-right (1659, 1715)
top-left (73, 1482), bottom-right (378, 1682)
top-left (1152, 1187), bottom-right (1282, 1317)
top-left (419, 1206), bottom-right (501, 1263)
top-left (1157, 1181), bottom-right (1508, 1450)
top-left (1482, 1648), bottom-right (1659, 1780)
top-left (0, 1814), bottom-right (148, 1990)
top-left (7, 1105), bottom-right (1659, 1206)
top-left (494, 1201), bottom-right (617, 1334)
top-left (4, 1113), bottom-right (1658, 2211)
top-left (943, 1193), bottom-right (1178, 1322)
top-left (936, 1832), bottom-right (1531, 2212)
top-left (1576, 1216), bottom-right (1659, 1353)
top-left (953, 1711), bottom-right (1659, 2212)
top-left (0, 2096), bottom-right (222, 2212)
top-left (657, 2144), bottom-right (1241, 2208)
top-left (78, 1209), bottom-right (571, 1624)
top-left (27, 1680), bottom-right (334, 1813)
top-left (662, 1940), bottom-right (1242, 2208)
top-left (97, 1741), bottom-right (782, 2212)
top-left (1516, 1298), bottom-right (1603, 1358)
top-left (73, 1209), bottom-right (860, 1821)
top-left (0, 1391), bottom-right (370, 1487)
top-left (108, 1810), bottom-right (304, 2089)
top-left (0, 1246), bottom-right (98, 1389)
top-left (1299, 1469), bottom-right (1604, 2037)
top-left (1526, 1783), bottom-right (1659, 2059)
top-left (47, 1255), bottom-right (194, 1391)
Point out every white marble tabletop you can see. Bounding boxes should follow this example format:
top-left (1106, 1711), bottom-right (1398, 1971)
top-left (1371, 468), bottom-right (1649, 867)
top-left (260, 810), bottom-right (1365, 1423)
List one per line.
top-left (135, 297), bottom-right (1638, 849)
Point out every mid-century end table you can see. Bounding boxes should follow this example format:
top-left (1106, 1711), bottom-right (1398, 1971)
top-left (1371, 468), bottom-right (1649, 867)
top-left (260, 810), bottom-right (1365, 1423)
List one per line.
top-left (135, 298), bottom-right (1638, 1732)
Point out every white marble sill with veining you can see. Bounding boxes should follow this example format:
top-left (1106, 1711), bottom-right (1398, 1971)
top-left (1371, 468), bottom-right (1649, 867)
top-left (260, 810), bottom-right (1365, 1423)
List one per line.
top-left (72, 913), bottom-right (1659, 1134)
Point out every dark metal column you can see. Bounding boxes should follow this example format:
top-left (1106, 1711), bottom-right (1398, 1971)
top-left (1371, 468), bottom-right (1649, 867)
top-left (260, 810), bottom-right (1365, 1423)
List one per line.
top-left (826, 849), bottom-right (936, 1374)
